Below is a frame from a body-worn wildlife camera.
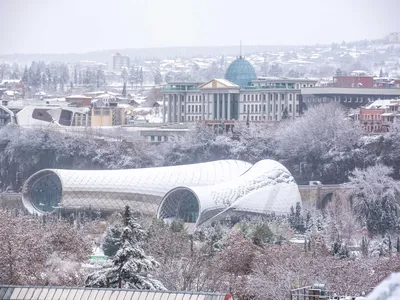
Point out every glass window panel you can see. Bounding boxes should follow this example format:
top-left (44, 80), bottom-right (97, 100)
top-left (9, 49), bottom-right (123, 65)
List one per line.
top-left (45, 289), bottom-right (57, 300)
top-left (0, 288), bottom-right (7, 299)
top-left (95, 290), bottom-right (106, 300)
top-left (38, 289), bottom-right (49, 300)
top-left (3, 288), bottom-right (13, 300)
top-left (131, 291), bottom-right (142, 300)
top-left (117, 291), bottom-right (127, 300)
top-left (174, 294), bottom-right (185, 300)
top-left (188, 295), bottom-right (198, 300)
top-left (59, 289), bottom-right (71, 300)
top-left (182, 294), bottom-right (192, 300)
top-left (10, 288), bottom-right (21, 299)
top-left (88, 290), bottom-right (99, 300)
top-left (16, 288), bottom-right (29, 299)
top-left (102, 291), bottom-right (113, 300)
top-left (123, 291), bottom-right (135, 300)
top-left (151, 292), bottom-right (163, 300)
top-left (66, 290), bottom-right (78, 300)
top-left (80, 290), bottom-right (92, 300)
top-left (24, 288), bottom-right (36, 300)
top-left (74, 289), bottom-right (85, 300)
top-left (145, 292), bottom-right (156, 300)
top-left (52, 289), bottom-right (64, 300)
top-left (159, 292), bottom-right (170, 300)
top-left (109, 291), bottom-right (120, 300)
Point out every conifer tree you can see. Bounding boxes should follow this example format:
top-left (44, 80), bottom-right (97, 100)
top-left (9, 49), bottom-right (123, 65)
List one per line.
top-left (86, 206), bottom-right (165, 290)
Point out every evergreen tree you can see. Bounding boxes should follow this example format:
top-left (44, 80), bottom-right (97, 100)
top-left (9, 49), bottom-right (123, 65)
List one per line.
top-left (122, 68), bottom-right (128, 84)
top-left (21, 66), bottom-right (29, 85)
top-left (282, 107), bottom-right (289, 120)
top-left (138, 68), bottom-right (143, 86)
top-left (122, 82), bottom-right (127, 98)
top-left (154, 69), bottom-right (162, 85)
top-left (397, 237), bottom-right (400, 253)
top-left (86, 206), bottom-right (165, 290)
top-left (34, 68), bottom-right (42, 88)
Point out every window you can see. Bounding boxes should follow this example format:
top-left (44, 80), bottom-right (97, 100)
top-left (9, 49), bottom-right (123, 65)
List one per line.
top-left (199, 105), bottom-right (202, 113)
top-left (289, 94), bottom-right (293, 101)
top-left (199, 116), bottom-right (202, 120)
top-left (243, 95), bottom-right (246, 101)
top-left (94, 109), bottom-right (101, 116)
top-left (251, 116), bottom-right (254, 121)
top-left (157, 136), bottom-right (162, 142)
top-left (243, 116), bottom-right (246, 120)
top-left (150, 136), bottom-right (155, 141)
top-left (282, 104), bottom-right (284, 111)
top-left (263, 94), bottom-right (266, 100)
top-left (256, 95), bottom-right (258, 101)
top-left (251, 105), bottom-right (254, 113)
top-left (244, 105), bottom-right (246, 113)
top-left (251, 95), bottom-right (254, 101)
top-left (188, 105), bottom-right (191, 113)
top-left (195, 105), bottom-right (198, 113)
top-left (255, 105), bottom-right (258, 112)
top-left (103, 109), bottom-right (110, 116)
top-left (289, 104), bottom-right (292, 112)
top-left (32, 108), bottom-right (53, 122)
top-left (263, 105), bottom-right (266, 112)
top-left (281, 94), bottom-right (285, 101)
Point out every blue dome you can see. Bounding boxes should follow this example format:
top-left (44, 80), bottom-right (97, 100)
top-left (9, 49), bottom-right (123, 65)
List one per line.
top-left (224, 57), bottom-right (257, 87)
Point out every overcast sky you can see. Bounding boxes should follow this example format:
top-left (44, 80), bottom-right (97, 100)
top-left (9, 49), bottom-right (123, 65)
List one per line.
top-left (0, 0), bottom-right (399, 54)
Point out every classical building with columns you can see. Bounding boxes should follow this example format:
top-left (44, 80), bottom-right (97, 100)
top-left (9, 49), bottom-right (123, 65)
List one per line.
top-left (162, 56), bottom-right (317, 123)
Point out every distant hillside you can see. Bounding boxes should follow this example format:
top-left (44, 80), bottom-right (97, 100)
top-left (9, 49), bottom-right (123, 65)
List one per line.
top-left (0, 45), bottom-right (302, 64)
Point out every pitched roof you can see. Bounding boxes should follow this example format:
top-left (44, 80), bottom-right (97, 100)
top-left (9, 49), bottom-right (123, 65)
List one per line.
top-left (200, 78), bottom-right (239, 89)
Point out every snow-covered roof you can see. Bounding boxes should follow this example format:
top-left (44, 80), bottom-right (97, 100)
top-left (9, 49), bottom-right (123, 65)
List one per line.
top-left (158, 160), bottom-right (301, 227)
top-left (66, 95), bottom-right (92, 99)
top-left (366, 99), bottom-right (397, 109)
top-left (22, 160), bottom-right (252, 215)
top-left (0, 286), bottom-right (229, 300)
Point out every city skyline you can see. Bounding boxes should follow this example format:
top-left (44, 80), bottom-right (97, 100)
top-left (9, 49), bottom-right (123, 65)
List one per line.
top-left (1, 0), bottom-right (399, 55)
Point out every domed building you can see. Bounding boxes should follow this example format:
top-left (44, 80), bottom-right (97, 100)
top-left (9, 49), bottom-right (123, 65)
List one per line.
top-left (224, 56), bottom-right (257, 87)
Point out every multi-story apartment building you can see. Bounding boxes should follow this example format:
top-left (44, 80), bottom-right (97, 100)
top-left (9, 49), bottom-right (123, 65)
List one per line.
top-left (162, 56), bottom-right (317, 124)
top-left (113, 53), bottom-right (130, 71)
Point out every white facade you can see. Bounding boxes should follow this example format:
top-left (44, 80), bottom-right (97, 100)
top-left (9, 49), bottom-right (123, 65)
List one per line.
top-left (22, 160), bottom-right (252, 215)
top-left (162, 78), bottom-right (317, 123)
top-left (158, 160), bottom-right (302, 227)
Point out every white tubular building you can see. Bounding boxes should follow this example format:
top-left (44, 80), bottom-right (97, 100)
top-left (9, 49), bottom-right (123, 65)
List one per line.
top-left (157, 160), bottom-right (302, 226)
top-left (22, 160), bottom-right (252, 215)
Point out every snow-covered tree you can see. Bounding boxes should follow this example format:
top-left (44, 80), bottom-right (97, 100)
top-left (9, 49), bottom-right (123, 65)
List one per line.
top-left (86, 206), bottom-right (165, 290)
top-left (348, 164), bottom-right (400, 236)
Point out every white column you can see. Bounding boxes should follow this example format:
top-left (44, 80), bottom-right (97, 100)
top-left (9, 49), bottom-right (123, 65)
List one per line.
top-left (178, 94), bottom-right (182, 122)
top-left (202, 94), bottom-right (205, 120)
top-left (168, 94), bottom-right (172, 122)
top-left (222, 93), bottom-right (226, 120)
top-left (184, 94), bottom-right (187, 122)
top-left (272, 93), bottom-right (276, 120)
top-left (172, 94), bottom-right (176, 122)
top-left (217, 94), bottom-right (220, 120)
top-left (228, 93), bottom-right (231, 120)
top-left (278, 93), bottom-right (282, 121)
top-left (162, 94), bottom-right (166, 123)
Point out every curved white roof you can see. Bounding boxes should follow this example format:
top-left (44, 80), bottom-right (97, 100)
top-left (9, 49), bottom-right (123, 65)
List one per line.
top-left (22, 160), bottom-right (252, 215)
top-left (158, 160), bottom-right (302, 226)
